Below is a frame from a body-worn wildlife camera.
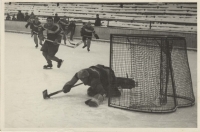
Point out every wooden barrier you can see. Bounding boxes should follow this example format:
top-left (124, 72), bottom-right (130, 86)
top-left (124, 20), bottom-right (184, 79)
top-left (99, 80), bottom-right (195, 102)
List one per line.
top-left (5, 20), bottom-right (197, 49)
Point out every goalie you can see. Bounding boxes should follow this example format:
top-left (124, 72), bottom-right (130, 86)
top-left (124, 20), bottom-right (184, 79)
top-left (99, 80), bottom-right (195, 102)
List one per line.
top-left (63, 64), bottom-right (135, 107)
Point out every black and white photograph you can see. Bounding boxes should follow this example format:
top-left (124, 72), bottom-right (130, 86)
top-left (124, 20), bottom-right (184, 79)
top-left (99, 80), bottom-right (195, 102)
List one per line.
top-left (1, 0), bottom-right (198, 131)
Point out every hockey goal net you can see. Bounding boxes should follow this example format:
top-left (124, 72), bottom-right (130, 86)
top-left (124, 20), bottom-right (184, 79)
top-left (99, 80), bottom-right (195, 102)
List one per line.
top-left (109, 34), bottom-right (195, 113)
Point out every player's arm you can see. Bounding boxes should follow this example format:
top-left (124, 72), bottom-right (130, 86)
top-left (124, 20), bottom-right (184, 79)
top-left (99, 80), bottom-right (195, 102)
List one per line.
top-left (73, 23), bottom-right (76, 33)
top-left (84, 27), bottom-right (94, 33)
top-left (63, 73), bottom-right (79, 93)
top-left (25, 18), bottom-right (31, 28)
top-left (80, 27), bottom-right (84, 36)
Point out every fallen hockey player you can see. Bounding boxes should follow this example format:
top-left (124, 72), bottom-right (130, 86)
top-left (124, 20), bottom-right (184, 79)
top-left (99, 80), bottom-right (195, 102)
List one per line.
top-left (62, 64), bottom-right (135, 107)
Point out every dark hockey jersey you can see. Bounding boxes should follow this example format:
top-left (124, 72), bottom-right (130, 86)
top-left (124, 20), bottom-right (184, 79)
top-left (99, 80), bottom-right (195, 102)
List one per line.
top-left (81, 25), bottom-right (94, 37)
top-left (40, 23), bottom-right (62, 41)
top-left (64, 65), bottom-right (116, 92)
top-left (32, 20), bottom-right (41, 32)
top-left (58, 19), bottom-right (69, 30)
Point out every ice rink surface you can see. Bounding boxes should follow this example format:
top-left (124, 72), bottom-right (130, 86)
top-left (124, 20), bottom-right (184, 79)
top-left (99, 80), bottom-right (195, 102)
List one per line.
top-left (2, 32), bottom-right (197, 128)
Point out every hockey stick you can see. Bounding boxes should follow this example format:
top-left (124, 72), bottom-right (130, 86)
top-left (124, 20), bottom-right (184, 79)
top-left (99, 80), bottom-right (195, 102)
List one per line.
top-left (68, 38), bottom-right (78, 45)
top-left (44, 38), bottom-right (75, 48)
top-left (33, 31), bottom-right (75, 48)
top-left (60, 26), bottom-right (77, 46)
top-left (74, 40), bottom-right (83, 47)
top-left (66, 36), bottom-right (77, 45)
top-left (43, 83), bottom-right (83, 99)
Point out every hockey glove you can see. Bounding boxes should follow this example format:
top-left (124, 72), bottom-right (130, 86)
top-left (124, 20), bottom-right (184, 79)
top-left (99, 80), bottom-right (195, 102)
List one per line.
top-left (25, 23), bottom-right (29, 28)
top-left (63, 84), bottom-right (73, 93)
top-left (93, 33), bottom-right (99, 39)
top-left (116, 77), bottom-right (136, 89)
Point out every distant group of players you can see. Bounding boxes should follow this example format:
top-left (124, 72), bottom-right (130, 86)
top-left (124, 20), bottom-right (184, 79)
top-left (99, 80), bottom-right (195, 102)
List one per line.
top-left (25, 15), bottom-right (97, 69)
top-left (24, 15), bottom-right (135, 108)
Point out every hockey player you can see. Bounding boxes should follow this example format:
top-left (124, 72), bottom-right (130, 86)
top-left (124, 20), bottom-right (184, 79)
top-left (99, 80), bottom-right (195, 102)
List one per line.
top-left (25, 16), bottom-right (42, 47)
top-left (58, 15), bottom-right (69, 44)
top-left (38, 16), bottom-right (63, 69)
top-left (62, 64), bottom-right (124, 107)
top-left (25, 13), bottom-right (35, 37)
top-left (67, 19), bottom-right (76, 41)
top-left (81, 21), bottom-right (95, 52)
top-left (80, 22), bottom-right (86, 42)
top-left (30, 17), bottom-right (43, 48)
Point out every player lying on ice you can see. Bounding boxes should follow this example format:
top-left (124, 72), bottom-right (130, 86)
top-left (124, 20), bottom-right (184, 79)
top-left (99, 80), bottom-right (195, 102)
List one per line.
top-left (62, 64), bottom-right (136, 107)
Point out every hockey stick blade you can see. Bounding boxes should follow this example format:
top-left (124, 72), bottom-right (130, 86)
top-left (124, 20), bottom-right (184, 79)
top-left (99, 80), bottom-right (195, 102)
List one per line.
top-left (67, 39), bottom-right (76, 45)
top-left (74, 41), bottom-right (83, 48)
top-left (43, 83), bottom-right (83, 99)
top-left (43, 90), bottom-right (50, 99)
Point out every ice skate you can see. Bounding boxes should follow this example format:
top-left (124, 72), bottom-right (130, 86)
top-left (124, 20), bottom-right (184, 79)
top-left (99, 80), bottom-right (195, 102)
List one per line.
top-left (57, 59), bottom-right (64, 68)
top-left (82, 45), bottom-right (87, 48)
top-left (87, 48), bottom-right (90, 52)
top-left (43, 64), bottom-right (53, 69)
top-left (35, 44), bottom-right (38, 48)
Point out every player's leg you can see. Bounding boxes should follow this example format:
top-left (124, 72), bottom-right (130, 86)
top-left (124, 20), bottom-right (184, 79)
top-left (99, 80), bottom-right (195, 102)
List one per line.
top-left (85, 84), bottom-right (106, 107)
top-left (39, 37), bottom-right (43, 46)
top-left (87, 38), bottom-right (91, 52)
top-left (82, 36), bottom-right (87, 48)
top-left (96, 65), bottom-right (121, 97)
top-left (47, 47), bottom-right (63, 68)
top-left (63, 32), bottom-right (67, 45)
top-left (33, 34), bottom-right (38, 48)
top-left (70, 29), bottom-right (74, 41)
top-left (42, 51), bottom-right (53, 68)
top-left (87, 86), bottom-right (98, 97)
top-left (46, 55), bottom-right (63, 68)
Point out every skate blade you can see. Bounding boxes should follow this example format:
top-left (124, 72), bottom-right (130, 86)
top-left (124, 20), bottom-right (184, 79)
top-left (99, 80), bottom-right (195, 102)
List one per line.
top-left (43, 67), bottom-right (52, 69)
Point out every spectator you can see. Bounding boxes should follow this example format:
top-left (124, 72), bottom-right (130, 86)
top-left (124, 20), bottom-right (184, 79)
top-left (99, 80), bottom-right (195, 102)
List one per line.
top-left (54, 13), bottom-right (60, 23)
top-left (6, 13), bottom-right (11, 20)
top-left (12, 14), bottom-right (17, 21)
top-left (67, 19), bottom-right (76, 41)
top-left (120, 3), bottom-right (123, 8)
top-left (94, 14), bottom-right (101, 26)
top-left (30, 12), bottom-right (35, 19)
top-left (24, 12), bottom-right (30, 21)
top-left (17, 10), bottom-right (24, 21)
